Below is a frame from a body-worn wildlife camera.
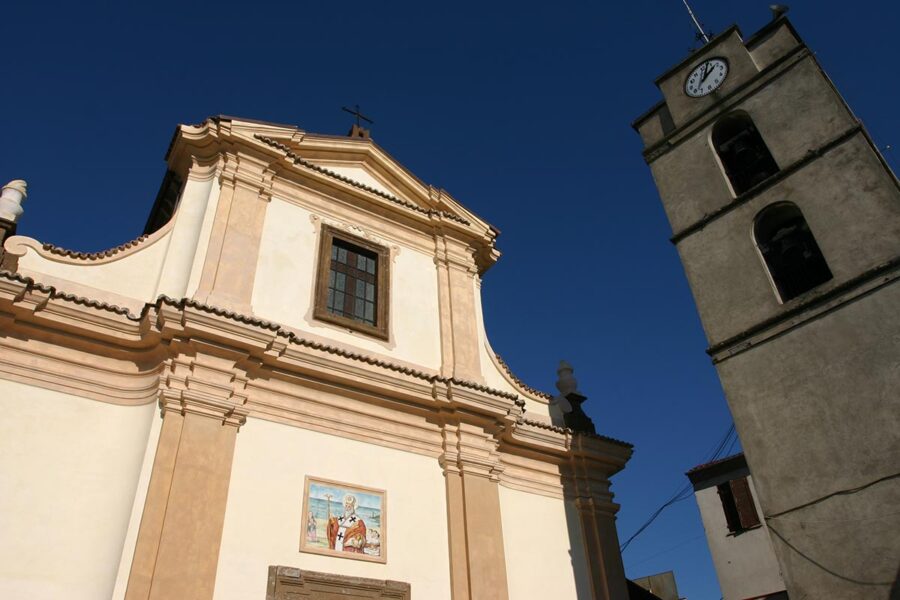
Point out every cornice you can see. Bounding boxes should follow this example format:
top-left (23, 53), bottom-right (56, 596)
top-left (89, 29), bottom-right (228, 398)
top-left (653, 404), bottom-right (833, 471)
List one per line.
top-left (0, 271), bottom-right (520, 405)
top-left (4, 217), bottom-right (173, 265)
top-left (708, 256), bottom-right (900, 364)
top-left (669, 124), bottom-right (863, 244)
top-left (493, 352), bottom-right (553, 401)
top-left (0, 270), bottom-right (144, 322)
top-left (166, 117), bottom-right (501, 274)
top-left (254, 134), bottom-right (471, 225)
top-left (519, 416), bottom-right (633, 450)
top-left (0, 270), bottom-right (632, 496)
top-left (641, 44), bottom-right (809, 164)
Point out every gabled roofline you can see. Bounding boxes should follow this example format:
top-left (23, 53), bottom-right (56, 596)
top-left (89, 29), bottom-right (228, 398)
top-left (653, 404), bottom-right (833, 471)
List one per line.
top-left (686, 452), bottom-right (748, 491)
top-left (200, 115), bottom-right (500, 237)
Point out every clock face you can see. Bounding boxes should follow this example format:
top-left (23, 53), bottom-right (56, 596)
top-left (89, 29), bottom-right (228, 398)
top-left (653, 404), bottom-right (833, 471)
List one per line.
top-left (684, 58), bottom-right (729, 98)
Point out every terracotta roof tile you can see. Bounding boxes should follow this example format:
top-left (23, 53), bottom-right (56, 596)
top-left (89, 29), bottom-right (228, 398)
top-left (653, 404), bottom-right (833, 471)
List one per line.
top-left (40, 234), bottom-right (150, 260)
top-left (0, 271), bottom-right (519, 404)
top-left (686, 451), bottom-right (745, 475)
top-left (494, 353), bottom-right (553, 400)
top-left (520, 416), bottom-right (633, 449)
top-left (254, 134), bottom-right (471, 226)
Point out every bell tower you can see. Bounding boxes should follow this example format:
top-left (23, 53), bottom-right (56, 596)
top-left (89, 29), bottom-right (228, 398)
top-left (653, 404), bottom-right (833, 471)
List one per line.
top-left (634, 13), bottom-right (900, 600)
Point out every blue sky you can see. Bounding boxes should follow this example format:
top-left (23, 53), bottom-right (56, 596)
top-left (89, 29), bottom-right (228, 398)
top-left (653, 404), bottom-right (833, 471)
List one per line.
top-left (309, 482), bottom-right (382, 512)
top-left (2, 2), bottom-right (898, 598)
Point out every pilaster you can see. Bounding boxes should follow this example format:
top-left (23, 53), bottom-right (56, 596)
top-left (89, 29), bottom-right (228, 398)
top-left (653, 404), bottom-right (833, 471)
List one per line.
top-left (125, 342), bottom-right (250, 600)
top-left (440, 418), bottom-right (510, 600)
top-left (434, 233), bottom-right (484, 383)
top-left (194, 152), bottom-right (275, 313)
top-left (568, 437), bottom-right (629, 600)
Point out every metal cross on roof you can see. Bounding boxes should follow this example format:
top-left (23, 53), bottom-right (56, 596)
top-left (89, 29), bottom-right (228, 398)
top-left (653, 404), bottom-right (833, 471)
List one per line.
top-left (342, 104), bottom-right (374, 127)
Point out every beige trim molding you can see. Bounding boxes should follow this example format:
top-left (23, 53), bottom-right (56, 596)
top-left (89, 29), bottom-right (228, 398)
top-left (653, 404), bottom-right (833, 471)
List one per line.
top-left (3, 218), bottom-right (175, 265)
top-left (168, 117), bottom-right (500, 275)
top-left (266, 566), bottom-right (411, 600)
top-left (126, 344), bottom-right (249, 600)
top-left (0, 269), bottom-right (630, 480)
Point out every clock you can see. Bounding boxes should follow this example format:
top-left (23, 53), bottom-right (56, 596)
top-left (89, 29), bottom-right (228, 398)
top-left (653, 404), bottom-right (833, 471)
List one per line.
top-left (684, 58), bottom-right (729, 98)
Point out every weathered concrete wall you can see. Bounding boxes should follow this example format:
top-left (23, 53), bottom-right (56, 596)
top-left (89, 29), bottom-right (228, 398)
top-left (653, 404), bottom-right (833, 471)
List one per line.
top-left (716, 284), bottom-right (900, 600)
top-left (676, 133), bottom-right (900, 344)
top-left (649, 54), bottom-right (857, 238)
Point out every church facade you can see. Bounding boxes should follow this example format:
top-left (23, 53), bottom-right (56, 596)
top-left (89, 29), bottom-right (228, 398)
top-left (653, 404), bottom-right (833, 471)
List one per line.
top-left (0, 117), bottom-right (633, 599)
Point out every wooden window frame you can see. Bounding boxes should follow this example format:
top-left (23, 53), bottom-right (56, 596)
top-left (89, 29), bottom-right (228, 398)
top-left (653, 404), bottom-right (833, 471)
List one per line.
top-left (717, 476), bottom-right (761, 534)
top-left (314, 225), bottom-right (390, 340)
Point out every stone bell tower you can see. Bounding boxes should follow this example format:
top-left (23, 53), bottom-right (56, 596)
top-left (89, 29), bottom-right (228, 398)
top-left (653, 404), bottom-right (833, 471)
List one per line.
top-left (633, 13), bottom-right (900, 600)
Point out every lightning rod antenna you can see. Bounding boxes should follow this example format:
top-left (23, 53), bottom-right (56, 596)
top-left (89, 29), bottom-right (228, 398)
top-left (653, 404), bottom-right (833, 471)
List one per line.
top-left (682, 0), bottom-right (711, 43)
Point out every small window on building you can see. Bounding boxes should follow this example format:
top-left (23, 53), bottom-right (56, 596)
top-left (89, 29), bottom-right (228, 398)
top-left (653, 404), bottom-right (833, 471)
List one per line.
top-left (717, 476), bottom-right (761, 533)
top-left (712, 112), bottom-right (779, 195)
top-left (314, 225), bottom-right (390, 339)
top-left (755, 202), bottom-right (832, 302)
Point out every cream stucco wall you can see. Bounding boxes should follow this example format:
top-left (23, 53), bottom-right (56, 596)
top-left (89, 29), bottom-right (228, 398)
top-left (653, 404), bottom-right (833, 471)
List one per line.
top-left (110, 412), bottom-right (163, 600)
top-left (9, 173), bottom-right (219, 308)
top-left (156, 174), bottom-right (220, 299)
top-left (695, 476), bottom-right (786, 600)
top-left (14, 230), bottom-right (171, 305)
top-left (499, 486), bottom-right (592, 599)
top-left (251, 198), bottom-right (442, 369)
top-left (214, 417), bottom-right (451, 600)
top-left (0, 380), bottom-right (156, 600)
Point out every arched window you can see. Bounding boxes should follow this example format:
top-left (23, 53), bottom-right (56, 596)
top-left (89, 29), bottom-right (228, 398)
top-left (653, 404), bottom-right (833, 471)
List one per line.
top-left (713, 113), bottom-right (779, 195)
top-left (754, 203), bottom-right (832, 301)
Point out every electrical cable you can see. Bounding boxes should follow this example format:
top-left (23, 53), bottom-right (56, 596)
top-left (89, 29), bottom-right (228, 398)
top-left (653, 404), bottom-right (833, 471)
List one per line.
top-left (764, 471), bottom-right (900, 520)
top-left (767, 523), bottom-right (893, 586)
top-left (619, 421), bottom-right (736, 553)
top-left (625, 534), bottom-right (705, 570)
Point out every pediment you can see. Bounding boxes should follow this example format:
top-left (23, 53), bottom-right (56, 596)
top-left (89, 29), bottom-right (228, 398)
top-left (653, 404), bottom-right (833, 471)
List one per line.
top-left (283, 134), bottom-right (485, 231)
top-left (172, 116), bottom-right (501, 272)
top-left (201, 116), bottom-right (489, 233)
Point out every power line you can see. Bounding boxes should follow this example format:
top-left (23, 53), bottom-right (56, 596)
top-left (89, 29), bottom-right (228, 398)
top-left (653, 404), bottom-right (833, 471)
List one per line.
top-left (620, 422), bottom-right (736, 553)
top-left (767, 524), bottom-right (893, 587)
top-left (764, 471), bottom-right (900, 521)
top-left (626, 533), bottom-right (705, 570)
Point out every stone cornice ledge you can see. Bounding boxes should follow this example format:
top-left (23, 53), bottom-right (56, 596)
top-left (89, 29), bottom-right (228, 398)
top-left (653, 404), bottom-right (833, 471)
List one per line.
top-left (501, 418), bottom-right (633, 479)
top-left (4, 218), bottom-right (174, 265)
top-left (254, 134), bottom-right (471, 226)
top-left (0, 271), bottom-right (523, 416)
top-left (0, 270), bottom-right (634, 494)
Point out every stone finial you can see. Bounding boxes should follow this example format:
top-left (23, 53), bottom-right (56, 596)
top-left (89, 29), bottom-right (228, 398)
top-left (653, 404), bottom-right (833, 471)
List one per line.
top-left (0, 180), bottom-right (27, 223)
top-left (555, 360), bottom-right (580, 397)
top-left (552, 360), bottom-right (597, 435)
top-left (551, 361), bottom-right (575, 414)
top-left (769, 4), bottom-right (789, 20)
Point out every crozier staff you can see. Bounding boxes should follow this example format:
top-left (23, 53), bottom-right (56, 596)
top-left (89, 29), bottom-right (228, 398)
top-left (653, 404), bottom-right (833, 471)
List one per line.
top-left (326, 494), bottom-right (367, 553)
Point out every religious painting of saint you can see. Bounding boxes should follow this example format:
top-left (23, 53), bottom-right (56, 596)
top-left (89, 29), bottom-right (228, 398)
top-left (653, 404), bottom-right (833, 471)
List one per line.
top-left (300, 476), bottom-right (386, 563)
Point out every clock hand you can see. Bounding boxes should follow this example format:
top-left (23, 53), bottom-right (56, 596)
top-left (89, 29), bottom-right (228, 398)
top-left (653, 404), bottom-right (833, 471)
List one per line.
top-left (701, 62), bottom-right (714, 83)
top-left (698, 62), bottom-right (708, 83)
